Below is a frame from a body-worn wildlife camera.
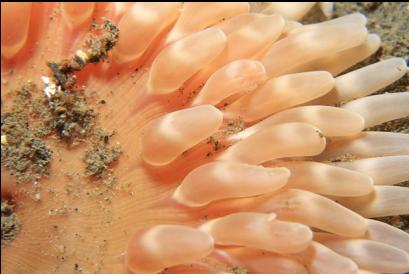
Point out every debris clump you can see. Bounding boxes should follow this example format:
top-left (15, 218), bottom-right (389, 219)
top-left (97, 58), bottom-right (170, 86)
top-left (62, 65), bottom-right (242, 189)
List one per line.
top-left (46, 20), bottom-right (119, 91)
top-left (44, 19), bottom-right (119, 144)
top-left (1, 200), bottom-right (21, 245)
top-left (45, 89), bottom-right (96, 143)
top-left (230, 266), bottom-right (248, 274)
top-left (1, 19), bottom-right (122, 185)
top-left (225, 117), bottom-right (245, 135)
top-left (84, 130), bottom-right (122, 180)
top-left (1, 84), bottom-right (52, 182)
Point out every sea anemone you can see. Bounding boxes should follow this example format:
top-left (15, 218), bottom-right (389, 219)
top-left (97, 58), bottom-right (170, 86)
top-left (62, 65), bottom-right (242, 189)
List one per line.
top-left (1, 2), bottom-right (409, 274)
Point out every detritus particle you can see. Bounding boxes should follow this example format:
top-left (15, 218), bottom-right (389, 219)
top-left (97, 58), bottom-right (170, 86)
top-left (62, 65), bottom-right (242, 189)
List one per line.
top-left (44, 90), bottom-right (96, 143)
top-left (367, 117), bottom-right (409, 133)
top-left (43, 19), bottom-right (122, 178)
top-left (231, 266), bottom-right (248, 274)
top-left (46, 19), bottom-right (119, 90)
top-left (207, 136), bottom-right (222, 151)
top-left (1, 200), bottom-right (21, 245)
top-left (225, 117), bottom-right (246, 135)
top-left (329, 153), bottom-right (359, 163)
top-left (1, 85), bottom-right (53, 182)
top-left (43, 20), bottom-right (119, 144)
top-left (2, 19), bottom-right (123, 187)
top-left (374, 215), bottom-right (409, 233)
top-left (316, 129), bottom-right (325, 138)
top-left (84, 129), bottom-right (122, 180)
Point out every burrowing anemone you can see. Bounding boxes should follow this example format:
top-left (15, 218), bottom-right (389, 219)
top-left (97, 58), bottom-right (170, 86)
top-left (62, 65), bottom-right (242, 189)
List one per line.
top-left (1, 2), bottom-right (409, 274)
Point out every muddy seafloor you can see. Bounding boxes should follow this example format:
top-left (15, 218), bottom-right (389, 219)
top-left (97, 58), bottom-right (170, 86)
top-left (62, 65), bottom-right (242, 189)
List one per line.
top-left (304, 2), bottom-right (409, 233)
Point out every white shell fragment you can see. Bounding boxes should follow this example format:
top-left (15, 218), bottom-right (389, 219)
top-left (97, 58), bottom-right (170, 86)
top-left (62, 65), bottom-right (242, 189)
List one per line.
top-left (41, 76), bottom-right (62, 98)
top-left (1, 135), bottom-right (7, 145)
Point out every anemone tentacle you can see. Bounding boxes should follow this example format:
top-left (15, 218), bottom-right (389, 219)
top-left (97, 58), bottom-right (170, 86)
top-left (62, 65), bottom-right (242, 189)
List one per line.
top-left (1, 2), bottom-right (408, 274)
